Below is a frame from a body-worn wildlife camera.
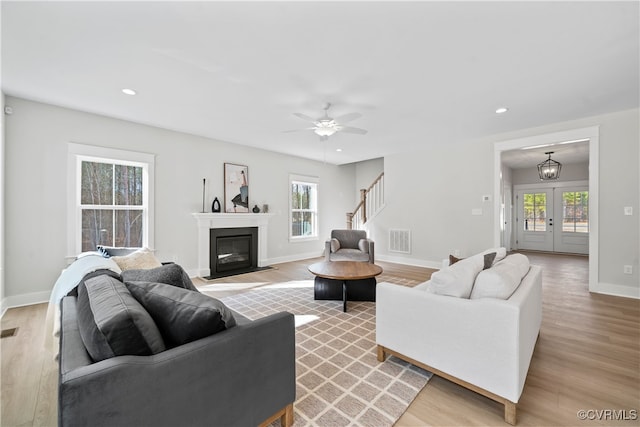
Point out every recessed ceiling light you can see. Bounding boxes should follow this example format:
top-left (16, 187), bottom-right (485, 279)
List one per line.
top-left (336, 148), bottom-right (342, 152)
top-left (495, 107), bottom-right (508, 114)
top-left (122, 88), bottom-right (137, 96)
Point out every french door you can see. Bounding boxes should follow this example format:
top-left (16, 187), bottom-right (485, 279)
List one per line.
top-left (515, 184), bottom-right (589, 254)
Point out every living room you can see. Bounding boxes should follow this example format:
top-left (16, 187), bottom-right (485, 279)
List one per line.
top-left (1, 1), bottom-right (639, 426)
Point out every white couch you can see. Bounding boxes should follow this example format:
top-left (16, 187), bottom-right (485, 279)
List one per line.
top-left (376, 251), bottom-right (542, 425)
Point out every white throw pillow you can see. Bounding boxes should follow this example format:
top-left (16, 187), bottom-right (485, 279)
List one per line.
top-left (428, 255), bottom-right (485, 298)
top-left (357, 239), bottom-right (369, 253)
top-left (111, 248), bottom-right (162, 271)
top-left (470, 253), bottom-right (530, 299)
top-left (330, 238), bottom-right (341, 253)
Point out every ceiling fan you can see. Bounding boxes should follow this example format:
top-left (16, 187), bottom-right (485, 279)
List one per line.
top-left (285, 103), bottom-right (368, 141)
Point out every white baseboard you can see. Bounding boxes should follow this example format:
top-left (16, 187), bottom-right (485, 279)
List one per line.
top-left (591, 282), bottom-right (640, 299)
top-left (1, 290), bottom-right (51, 316)
top-left (376, 254), bottom-right (442, 270)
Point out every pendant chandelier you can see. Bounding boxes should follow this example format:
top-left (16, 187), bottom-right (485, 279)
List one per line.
top-left (537, 151), bottom-right (562, 180)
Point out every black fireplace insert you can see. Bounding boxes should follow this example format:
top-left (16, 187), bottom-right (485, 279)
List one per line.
top-left (208, 227), bottom-right (259, 279)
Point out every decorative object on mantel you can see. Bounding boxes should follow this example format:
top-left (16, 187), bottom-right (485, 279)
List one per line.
top-left (224, 163), bottom-right (249, 213)
top-left (201, 178), bottom-right (206, 213)
top-left (212, 197), bottom-right (221, 213)
top-left (252, 205), bottom-right (260, 213)
top-left (537, 151), bottom-right (562, 180)
top-left (262, 204), bottom-right (269, 213)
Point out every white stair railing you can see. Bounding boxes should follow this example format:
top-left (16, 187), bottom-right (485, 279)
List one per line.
top-left (347, 172), bottom-right (384, 230)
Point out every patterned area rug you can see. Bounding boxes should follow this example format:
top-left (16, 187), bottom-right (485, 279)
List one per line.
top-left (218, 280), bottom-right (432, 427)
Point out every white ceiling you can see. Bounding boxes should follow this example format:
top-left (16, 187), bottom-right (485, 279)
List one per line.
top-left (2, 1), bottom-right (638, 166)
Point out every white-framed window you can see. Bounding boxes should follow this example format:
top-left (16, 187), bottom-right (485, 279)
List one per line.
top-left (67, 143), bottom-right (155, 255)
top-left (289, 174), bottom-right (318, 241)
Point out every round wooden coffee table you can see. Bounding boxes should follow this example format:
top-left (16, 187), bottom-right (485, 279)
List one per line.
top-left (308, 261), bottom-right (383, 312)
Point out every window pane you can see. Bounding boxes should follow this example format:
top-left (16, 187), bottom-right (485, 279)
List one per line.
top-left (81, 161), bottom-right (113, 205)
top-left (523, 193), bottom-right (546, 231)
top-left (300, 185), bottom-right (311, 209)
top-left (562, 191), bottom-right (589, 233)
top-left (115, 210), bottom-right (143, 247)
top-left (302, 211), bottom-right (314, 236)
top-left (291, 211), bottom-right (304, 236)
top-left (291, 184), bottom-right (301, 209)
top-left (115, 165), bottom-right (143, 205)
top-left (291, 211), bottom-right (315, 237)
top-left (81, 209), bottom-right (113, 252)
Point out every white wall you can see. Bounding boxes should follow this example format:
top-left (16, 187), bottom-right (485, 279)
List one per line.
top-left (2, 97), bottom-right (357, 307)
top-left (375, 140), bottom-right (496, 267)
top-left (354, 157), bottom-right (384, 198)
top-left (376, 109), bottom-right (639, 297)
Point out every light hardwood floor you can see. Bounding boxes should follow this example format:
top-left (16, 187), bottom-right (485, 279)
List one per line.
top-left (1, 253), bottom-right (638, 426)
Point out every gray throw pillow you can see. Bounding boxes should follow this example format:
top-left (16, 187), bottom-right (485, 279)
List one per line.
top-left (121, 263), bottom-right (198, 292)
top-left (483, 252), bottom-right (497, 269)
top-left (125, 281), bottom-right (237, 348)
top-left (77, 274), bottom-right (166, 362)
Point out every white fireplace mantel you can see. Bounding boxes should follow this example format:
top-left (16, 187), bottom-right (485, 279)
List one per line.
top-left (192, 213), bottom-right (275, 277)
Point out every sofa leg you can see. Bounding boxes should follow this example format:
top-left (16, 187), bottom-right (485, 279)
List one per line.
top-left (282, 403), bottom-right (294, 427)
top-left (504, 401), bottom-right (516, 425)
top-left (377, 345), bottom-right (386, 362)
top-left (259, 403), bottom-right (294, 427)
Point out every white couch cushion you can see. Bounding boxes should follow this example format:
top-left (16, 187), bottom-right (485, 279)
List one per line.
top-left (428, 253), bottom-right (485, 298)
top-left (470, 253), bottom-right (530, 300)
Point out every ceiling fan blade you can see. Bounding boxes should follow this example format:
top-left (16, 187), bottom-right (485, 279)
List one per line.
top-left (292, 112), bottom-right (317, 122)
top-left (333, 112), bottom-right (362, 124)
top-left (338, 126), bottom-right (368, 135)
top-left (282, 127), bottom-right (315, 133)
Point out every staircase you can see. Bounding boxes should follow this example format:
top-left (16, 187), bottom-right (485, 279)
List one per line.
top-left (346, 172), bottom-right (385, 230)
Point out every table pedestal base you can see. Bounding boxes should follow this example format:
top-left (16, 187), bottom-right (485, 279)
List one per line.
top-left (314, 277), bottom-right (377, 311)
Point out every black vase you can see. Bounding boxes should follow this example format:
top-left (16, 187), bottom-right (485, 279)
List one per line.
top-left (252, 205), bottom-right (260, 213)
top-left (212, 197), bottom-right (221, 213)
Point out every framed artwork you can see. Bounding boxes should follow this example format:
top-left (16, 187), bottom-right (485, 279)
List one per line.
top-left (224, 163), bottom-right (249, 213)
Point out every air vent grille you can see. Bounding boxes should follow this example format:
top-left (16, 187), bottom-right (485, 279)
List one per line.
top-left (389, 229), bottom-right (411, 253)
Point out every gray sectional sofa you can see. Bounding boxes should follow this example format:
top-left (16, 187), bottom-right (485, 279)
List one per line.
top-left (56, 258), bottom-right (296, 427)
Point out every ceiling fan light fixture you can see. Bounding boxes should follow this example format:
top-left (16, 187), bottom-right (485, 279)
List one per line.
top-left (314, 128), bottom-right (336, 137)
top-left (537, 151), bottom-right (562, 180)
top-left (314, 120), bottom-right (338, 137)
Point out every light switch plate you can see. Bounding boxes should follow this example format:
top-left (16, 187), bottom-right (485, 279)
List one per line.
top-left (624, 207), bottom-right (633, 215)
top-left (472, 208), bottom-right (483, 216)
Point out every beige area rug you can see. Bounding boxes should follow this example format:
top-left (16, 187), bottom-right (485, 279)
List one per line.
top-left (217, 280), bottom-right (432, 427)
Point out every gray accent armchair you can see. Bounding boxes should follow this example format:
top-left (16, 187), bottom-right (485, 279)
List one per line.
top-left (325, 229), bottom-right (375, 263)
